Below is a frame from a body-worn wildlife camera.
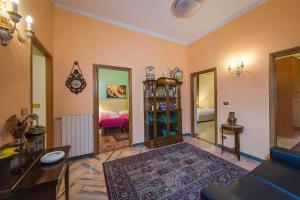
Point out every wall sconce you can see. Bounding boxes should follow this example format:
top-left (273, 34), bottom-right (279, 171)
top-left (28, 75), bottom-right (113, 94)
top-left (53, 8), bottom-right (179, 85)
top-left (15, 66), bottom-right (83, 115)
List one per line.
top-left (0, 0), bottom-right (34, 46)
top-left (228, 61), bottom-right (245, 77)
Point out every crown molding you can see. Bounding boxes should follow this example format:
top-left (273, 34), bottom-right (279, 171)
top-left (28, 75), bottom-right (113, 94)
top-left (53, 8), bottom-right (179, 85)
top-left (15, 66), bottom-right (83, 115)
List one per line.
top-left (187, 0), bottom-right (266, 44)
top-left (53, 1), bottom-right (188, 45)
top-left (54, 0), bottom-right (266, 46)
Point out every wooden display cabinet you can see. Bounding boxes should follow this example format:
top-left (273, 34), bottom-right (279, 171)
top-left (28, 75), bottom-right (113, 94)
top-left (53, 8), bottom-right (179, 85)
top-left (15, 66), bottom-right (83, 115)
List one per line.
top-left (143, 77), bottom-right (183, 148)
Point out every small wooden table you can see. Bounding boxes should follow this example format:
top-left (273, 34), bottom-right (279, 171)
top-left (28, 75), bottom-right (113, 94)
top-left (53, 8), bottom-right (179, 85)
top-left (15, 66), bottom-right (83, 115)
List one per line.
top-left (13, 146), bottom-right (70, 200)
top-left (221, 124), bottom-right (244, 161)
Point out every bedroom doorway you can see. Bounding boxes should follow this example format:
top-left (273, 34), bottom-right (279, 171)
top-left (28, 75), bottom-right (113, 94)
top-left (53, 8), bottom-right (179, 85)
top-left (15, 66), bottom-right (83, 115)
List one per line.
top-left (190, 68), bottom-right (217, 144)
top-left (93, 65), bottom-right (132, 153)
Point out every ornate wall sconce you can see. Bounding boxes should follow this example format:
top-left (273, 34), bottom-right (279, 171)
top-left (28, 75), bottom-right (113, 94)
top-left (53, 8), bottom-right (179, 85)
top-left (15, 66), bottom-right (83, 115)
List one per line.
top-left (0, 0), bottom-right (34, 46)
top-left (228, 61), bottom-right (244, 77)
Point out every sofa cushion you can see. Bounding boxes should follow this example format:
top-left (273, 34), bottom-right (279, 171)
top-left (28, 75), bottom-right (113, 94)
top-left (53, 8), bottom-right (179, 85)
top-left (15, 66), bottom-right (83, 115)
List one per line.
top-left (201, 184), bottom-right (241, 200)
top-left (271, 147), bottom-right (300, 168)
top-left (250, 160), bottom-right (300, 197)
top-left (228, 175), bottom-right (296, 200)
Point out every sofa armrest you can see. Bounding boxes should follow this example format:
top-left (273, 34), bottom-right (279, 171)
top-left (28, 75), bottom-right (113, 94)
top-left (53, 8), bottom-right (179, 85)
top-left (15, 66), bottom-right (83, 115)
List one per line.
top-left (201, 184), bottom-right (241, 200)
top-left (270, 147), bottom-right (300, 168)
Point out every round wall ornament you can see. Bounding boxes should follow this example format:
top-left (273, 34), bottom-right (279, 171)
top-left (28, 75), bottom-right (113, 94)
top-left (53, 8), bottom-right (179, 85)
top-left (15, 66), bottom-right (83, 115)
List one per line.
top-left (65, 61), bottom-right (87, 94)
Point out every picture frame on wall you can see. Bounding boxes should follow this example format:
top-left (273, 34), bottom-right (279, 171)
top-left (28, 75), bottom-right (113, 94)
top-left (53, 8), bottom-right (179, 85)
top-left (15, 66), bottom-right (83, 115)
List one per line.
top-left (106, 84), bottom-right (126, 98)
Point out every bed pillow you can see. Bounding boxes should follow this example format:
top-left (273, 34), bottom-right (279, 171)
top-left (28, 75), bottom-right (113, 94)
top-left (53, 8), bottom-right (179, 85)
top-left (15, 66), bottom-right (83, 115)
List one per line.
top-left (119, 110), bottom-right (129, 115)
top-left (100, 111), bottom-right (118, 117)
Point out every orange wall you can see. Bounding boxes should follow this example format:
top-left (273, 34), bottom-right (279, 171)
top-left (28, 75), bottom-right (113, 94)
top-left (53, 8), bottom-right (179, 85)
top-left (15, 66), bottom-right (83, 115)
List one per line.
top-left (0, 0), bottom-right (53, 146)
top-left (2, 0), bottom-right (299, 159)
top-left (187, 0), bottom-right (300, 158)
top-left (53, 8), bottom-right (188, 146)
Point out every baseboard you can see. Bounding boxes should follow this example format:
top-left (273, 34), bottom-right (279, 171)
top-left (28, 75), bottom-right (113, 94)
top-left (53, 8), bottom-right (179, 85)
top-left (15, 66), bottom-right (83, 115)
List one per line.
top-left (68, 153), bottom-right (94, 161)
top-left (183, 132), bottom-right (192, 136)
top-left (132, 142), bottom-right (144, 147)
top-left (240, 152), bottom-right (264, 163)
top-left (217, 144), bottom-right (264, 163)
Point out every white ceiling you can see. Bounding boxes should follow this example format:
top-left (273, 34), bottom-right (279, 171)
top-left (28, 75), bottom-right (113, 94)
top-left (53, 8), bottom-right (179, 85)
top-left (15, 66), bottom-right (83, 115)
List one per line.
top-left (54, 0), bottom-right (265, 45)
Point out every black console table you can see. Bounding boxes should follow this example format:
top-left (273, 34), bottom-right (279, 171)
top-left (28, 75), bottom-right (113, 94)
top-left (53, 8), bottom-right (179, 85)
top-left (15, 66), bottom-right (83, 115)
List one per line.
top-left (0, 135), bottom-right (70, 200)
top-left (221, 124), bottom-right (244, 161)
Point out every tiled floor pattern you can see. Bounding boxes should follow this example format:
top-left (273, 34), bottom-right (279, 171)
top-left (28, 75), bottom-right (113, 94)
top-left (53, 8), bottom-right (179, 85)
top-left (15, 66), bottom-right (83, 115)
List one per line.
top-left (99, 128), bottom-right (129, 152)
top-left (194, 121), bottom-right (215, 143)
top-left (58, 136), bottom-right (260, 200)
top-left (277, 133), bottom-right (300, 149)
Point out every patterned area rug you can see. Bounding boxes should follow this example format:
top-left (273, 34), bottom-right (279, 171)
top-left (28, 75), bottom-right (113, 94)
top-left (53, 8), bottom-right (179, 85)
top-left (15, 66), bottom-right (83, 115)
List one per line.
top-left (103, 142), bottom-right (248, 200)
top-left (291, 142), bottom-right (300, 151)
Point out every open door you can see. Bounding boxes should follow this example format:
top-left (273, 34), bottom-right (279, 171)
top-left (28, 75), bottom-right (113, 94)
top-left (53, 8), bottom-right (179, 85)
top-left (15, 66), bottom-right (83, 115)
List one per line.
top-left (31, 37), bottom-right (53, 148)
top-left (191, 68), bottom-right (217, 144)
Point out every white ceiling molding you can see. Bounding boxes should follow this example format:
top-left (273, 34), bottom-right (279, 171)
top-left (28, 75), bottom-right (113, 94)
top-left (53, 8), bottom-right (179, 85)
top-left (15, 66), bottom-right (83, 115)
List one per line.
top-left (54, 0), bottom-right (266, 46)
top-left (54, 1), bottom-right (188, 45)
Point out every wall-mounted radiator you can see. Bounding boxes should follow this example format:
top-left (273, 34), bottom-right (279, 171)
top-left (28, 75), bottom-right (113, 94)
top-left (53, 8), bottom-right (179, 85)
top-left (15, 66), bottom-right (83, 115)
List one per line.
top-left (61, 114), bottom-right (94, 158)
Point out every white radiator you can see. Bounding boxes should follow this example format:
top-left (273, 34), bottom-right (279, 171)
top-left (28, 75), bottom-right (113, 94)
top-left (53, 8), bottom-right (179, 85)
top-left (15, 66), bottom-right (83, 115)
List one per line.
top-left (62, 114), bottom-right (94, 158)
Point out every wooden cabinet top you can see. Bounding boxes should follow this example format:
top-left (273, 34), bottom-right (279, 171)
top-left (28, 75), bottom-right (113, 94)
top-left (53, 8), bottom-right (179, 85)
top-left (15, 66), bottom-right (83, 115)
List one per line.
top-left (143, 77), bottom-right (183, 86)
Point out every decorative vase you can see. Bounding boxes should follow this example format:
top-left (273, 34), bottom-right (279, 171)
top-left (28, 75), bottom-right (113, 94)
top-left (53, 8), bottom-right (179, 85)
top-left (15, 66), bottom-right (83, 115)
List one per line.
top-left (145, 66), bottom-right (155, 80)
top-left (227, 112), bottom-right (237, 126)
top-left (171, 66), bottom-right (183, 81)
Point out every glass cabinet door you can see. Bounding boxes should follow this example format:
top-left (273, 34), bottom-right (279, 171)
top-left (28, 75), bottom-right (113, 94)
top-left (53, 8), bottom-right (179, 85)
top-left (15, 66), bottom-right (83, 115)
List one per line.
top-left (169, 85), bottom-right (180, 136)
top-left (144, 82), bottom-right (154, 141)
top-left (145, 112), bottom-right (154, 140)
top-left (170, 110), bottom-right (180, 136)
top-left (156, 83), bottom-right (168, 138)
top-left (157, 112), bottom-right (167, 137)
top-left (168, 85), bottom-right (179, 111)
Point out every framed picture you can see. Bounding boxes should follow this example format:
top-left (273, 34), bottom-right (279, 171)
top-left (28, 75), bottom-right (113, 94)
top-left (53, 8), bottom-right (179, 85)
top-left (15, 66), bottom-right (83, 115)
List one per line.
top-left (106, 84), bottom-right (126, 98)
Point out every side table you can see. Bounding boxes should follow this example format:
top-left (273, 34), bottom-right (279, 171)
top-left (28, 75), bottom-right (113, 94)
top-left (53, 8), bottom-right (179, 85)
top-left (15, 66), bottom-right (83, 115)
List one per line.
top-left (221, 124), bottom-right (244, 161)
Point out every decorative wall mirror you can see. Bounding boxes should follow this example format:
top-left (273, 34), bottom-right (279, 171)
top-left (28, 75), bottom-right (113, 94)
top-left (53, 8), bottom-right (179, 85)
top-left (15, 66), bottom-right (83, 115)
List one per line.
top-left (66, 61), bottom-right (87, 94)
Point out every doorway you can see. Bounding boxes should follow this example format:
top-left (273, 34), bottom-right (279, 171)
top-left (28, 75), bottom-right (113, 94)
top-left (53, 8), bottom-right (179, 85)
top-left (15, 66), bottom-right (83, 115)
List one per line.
top-left (31, 37), bottom-right (53, 148)
top-left (93, 65), bottom-right (132, 153)
top-left (270, 46), bottom-right (300, 152)
top-left (190, 68), bottom-right (217, 144)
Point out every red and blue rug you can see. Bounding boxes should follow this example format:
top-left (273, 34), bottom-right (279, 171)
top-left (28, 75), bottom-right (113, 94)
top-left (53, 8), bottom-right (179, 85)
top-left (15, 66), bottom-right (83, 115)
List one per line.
top-left (103, 142), bottom-right (248, 200)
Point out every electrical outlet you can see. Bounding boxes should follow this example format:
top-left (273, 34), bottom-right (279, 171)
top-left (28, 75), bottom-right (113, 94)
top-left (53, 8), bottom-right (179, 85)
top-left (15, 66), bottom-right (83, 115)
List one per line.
top-left (21, 108), bottom-right (28, 116)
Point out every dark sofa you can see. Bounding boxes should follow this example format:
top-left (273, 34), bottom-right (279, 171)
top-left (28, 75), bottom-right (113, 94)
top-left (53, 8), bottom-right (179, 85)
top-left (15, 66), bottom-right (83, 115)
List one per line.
top-left (201, 147), bottom-right (300, 200)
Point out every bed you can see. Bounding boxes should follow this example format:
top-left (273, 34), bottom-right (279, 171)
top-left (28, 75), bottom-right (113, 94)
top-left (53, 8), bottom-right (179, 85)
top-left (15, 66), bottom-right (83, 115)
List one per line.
top-left (197, 107), bottom-right (215, 122)
top-left (99, 111), bottom-right (129, 134)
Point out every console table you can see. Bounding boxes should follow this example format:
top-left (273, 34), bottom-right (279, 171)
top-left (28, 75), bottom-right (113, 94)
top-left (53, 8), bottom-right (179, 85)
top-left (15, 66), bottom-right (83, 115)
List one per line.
top-left (13, 146), bottom-right (70, 200)
top-left (0, 141), bottom-right (70, 200)
top-left (221, 124), bottom-right (244, 161)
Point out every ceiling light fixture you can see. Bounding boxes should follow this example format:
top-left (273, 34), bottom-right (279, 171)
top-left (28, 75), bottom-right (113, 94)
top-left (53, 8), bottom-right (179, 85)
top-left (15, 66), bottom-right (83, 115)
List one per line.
top-left (171, 0), bottom-right (204, 18)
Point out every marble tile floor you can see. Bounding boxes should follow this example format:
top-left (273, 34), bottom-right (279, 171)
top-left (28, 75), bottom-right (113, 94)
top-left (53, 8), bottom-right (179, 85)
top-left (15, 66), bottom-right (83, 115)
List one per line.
top-left (194, 121), bottom-right (215, 143)
top-left (99, 128), bottom-right (129, 152)
top-left (58, 136), bottom-right (260, 200)
top-left (277, 133), bottom-right (300, 149)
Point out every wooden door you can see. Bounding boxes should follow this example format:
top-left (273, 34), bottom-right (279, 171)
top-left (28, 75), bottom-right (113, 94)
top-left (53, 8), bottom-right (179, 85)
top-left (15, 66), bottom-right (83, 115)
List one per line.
top-left (276, 57), bottom-right (294, 138)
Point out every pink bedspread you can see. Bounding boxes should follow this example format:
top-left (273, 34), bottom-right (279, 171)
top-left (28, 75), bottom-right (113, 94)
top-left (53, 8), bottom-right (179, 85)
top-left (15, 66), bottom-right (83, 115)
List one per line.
top-left (99, 114), bottom-right (128, 129)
